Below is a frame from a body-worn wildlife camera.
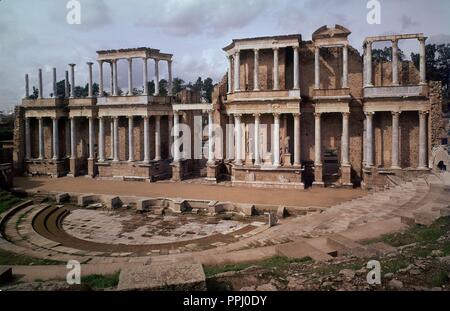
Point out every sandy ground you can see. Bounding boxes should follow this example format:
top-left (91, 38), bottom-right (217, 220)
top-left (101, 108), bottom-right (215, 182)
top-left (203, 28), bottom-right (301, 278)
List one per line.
top-left (14, 177), bottom-right (364, 207)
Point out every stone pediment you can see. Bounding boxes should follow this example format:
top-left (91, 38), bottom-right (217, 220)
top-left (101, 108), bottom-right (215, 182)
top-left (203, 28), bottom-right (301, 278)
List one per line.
top-left (312, 24), bottom-right (351, 41)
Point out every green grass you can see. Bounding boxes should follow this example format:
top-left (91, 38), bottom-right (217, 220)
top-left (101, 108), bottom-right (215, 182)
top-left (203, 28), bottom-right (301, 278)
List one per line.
top-left (81, 272), bottom-right (120, 289)
top-left (0, 248), bottom-right (63, 266)
top-left (203, 256), bottom-right (312, 277)
top-left (381, 257), bottom-right (411, 275)
top-left (427, 269), bottom-right (450, 287)
top-left (0, 190), bottom-right (23, 214)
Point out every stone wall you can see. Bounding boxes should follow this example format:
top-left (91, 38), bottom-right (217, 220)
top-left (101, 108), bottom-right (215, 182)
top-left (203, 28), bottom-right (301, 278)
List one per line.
top-left (13, 106), bottom-right (24, 174)
top-left (429, 81), bottom-right (446, 147)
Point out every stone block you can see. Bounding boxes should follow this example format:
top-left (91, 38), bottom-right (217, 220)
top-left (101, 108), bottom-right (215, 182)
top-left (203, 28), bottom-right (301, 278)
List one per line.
top-left (106, 196), bottom-right (122, 209)
top-left (0, 267), bottom-right (13, 284)
top-left (277, 205), bottom-right (288, 218)
top-left (77, 194), bottom-right (98, 207)
top-left (55, 192), bottom-right (70, 204)
top-left (239, 203), bottom-right (255, 216)
top-left (170, 198), bottom-right (188, 213)
top-left (117, 262), bottom-right (206, 291)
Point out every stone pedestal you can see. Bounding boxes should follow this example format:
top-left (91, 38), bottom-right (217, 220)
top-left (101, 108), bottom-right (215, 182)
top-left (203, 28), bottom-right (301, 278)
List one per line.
top-left (171, 161), bottom-right (184, 182)
top-left (206, 163), bottom-right (218, 183)
top-left (282, 153), bottom-right (292, 167)
top-left (87, 159), bottom-right (96, 178)
top-left (68, 158), bottom-right (77, 177)
top-left (340, 164), bottom-right (352, 188)
top-left (313, 164), bottom-right (324, 187)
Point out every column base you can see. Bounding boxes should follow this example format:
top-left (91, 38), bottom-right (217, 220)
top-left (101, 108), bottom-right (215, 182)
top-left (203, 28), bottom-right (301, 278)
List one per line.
top-left (314, 163), bottom-right (323, 184)
top-left (69, 158), bottom-right (77, 177)
top-left (282, 153), bottom-right (292, 167)
top-left (340, 164), bottom-right (352, 186)
top-left (171, 160), bottom-right (185, 182)
top-left (87, 159), bottom-right (96, 178)
top-left (206, 163), bottom-right (218, 183)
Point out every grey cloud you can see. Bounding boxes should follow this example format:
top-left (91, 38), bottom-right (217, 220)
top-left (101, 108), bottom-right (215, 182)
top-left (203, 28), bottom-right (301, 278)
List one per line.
top-left (400, 15), bottom-right (420, 31)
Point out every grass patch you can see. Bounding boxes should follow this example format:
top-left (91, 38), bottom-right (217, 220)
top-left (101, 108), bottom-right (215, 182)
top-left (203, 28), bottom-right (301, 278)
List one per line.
top-left (381, 257), bottom-right (411, 275)
top-left (204, 256), bottom-right (312, 277)
top-left (0, 248), bottom-right (63, 266)
top-left (81, 272), bottom-right (120, 289)
top-left (426, 269), bottom-right (450, 287)
top-left (0, 190), bottom-right (23, 214)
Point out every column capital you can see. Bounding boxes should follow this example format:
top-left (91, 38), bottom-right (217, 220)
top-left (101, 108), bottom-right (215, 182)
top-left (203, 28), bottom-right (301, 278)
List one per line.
top-left (234, 113), bottom-right (242, 118)
top-left (419, 110), bottom-right (429, 116)
top-left (86, 61), bottom-right (93, 66)
top-left (253, 113), bottom-right (261, 119)
top-left (342, 112), bottom-right (350, 118)
top-left (314, 112), bottom-right (321, 118)
top-left (293, 45), bottom-right (300, 51)
top-left (69, 63), bottom-right (76, 67)
top-left (273, 46), bottom-right (279, 51)
top-left (418, 37), bottom-right (427, 43)
top-left (391, 39), bottom-right (399, 46)
top-left (273, 112), bottom-right (281, 118)
top-left (364, 111), bottom-right (374, 117)
top-left (391, 110), bottom-right (401, 117)
top-left (167, 59), bottom-right (172, 64)
top-left (234, 50), bottom-right (240, 55)
top-left (365, 40), bottom-right (373, 48)
top-left (293, 112), bottom-right (301, 117)
top-left (253, 48), bottom-right (259, 53)
top-left (97, 60), bottom-right (104, 65)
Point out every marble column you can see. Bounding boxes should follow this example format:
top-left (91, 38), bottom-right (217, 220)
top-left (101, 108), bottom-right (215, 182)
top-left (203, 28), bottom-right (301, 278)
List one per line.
top-left (419, 111), bottom-right (428, 168)
top-left (314, 46), bottom-right (320, 89)
top-left (87, 62), bottom-right (93, 97)
top-left (273, 48), bottom-right (280, 90)
top-left (168, 60), bottom-right (173, 96)
top-left (207, 110), bottom-right (214, 164)
top-left (52, 68), bottom-right (57, 98)
top-left (127, 58), bottom-right (133, 96)
top-left (98, 60), bottom-right (104, 96)
top-left (38, 69), bottom-right (43, 99)
top-left (254, 113), bottom-right (261, 165)
top-left (234, 51), bottom-right (240, 92)
top-left (341, 112), bottom-right (349, 165)
top-left (113, 117), bottom-right (119, 162)
top-left (128, 116), bottom-right (134, 161)
top-left (113, 60), bottom-right (118, 96)
top-left (52, 117), bottom-right (59, 160)
top-left (253, 49), bottom-right (260, 91)
top-left (419, 38), bottom-right (427, 85)
top-left (392, 40), bottom-right (399, 86)
top-left (273, 113), bottom-right (280, 166)
top-left (365, 42), bottom-right (373, 87)
top-left (38, 117), bottom-right (44, 159)
top-left (234, 114), bottom-right (242, 165)
top-left (109, 62), bottom-right (114, 95)
top-left (25, 74), bottom-right (29, 98)
top-left (88, 117), bottom-right (94, 160)
top-left (98, 117), bottom-right (105, 162)
top-left (365, 112), bottom-right (374, 166)
top-left (69, 64), bottom-right (76, 98)
top-left (155, 115), bottom-right (161, 161)
top-left (168, 115), bottom-right (173, 159)
top-left (314, 113), bottom-right (321, 165)
top-left (110, 119), bottom-right (114, 159)
top-left (143, 116), bottom-right (150, 163)
top-left (142, 58), bottom-right (148, 96)
top-left (173, 113), bottom-right (180, 161)
top-left (227, 55), bottom-right (233, 94)
top-left (293, 46), bottom-right (300, 90)
top-left (70, 117), bottom-right (76, 159)
top-left (25, 117), bottom-right (31, 159)
top-left (65, 71), bottom-right (70, 98)
top-left (391, 111), bottom-right (400, 168)
top-left (154, 59), bottom-right (160, 96)
top-left (342, 45), bottom-right (348, 88)
top-left (293, 113), bottom-right (301, 166)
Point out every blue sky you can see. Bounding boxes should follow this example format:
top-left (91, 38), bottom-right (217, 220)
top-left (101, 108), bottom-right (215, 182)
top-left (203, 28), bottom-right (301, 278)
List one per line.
top-left (0, 0), bottom-right (449, 111)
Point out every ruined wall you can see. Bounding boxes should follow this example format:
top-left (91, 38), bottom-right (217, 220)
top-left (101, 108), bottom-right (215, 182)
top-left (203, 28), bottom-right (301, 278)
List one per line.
top-left (372, 61), bottom-right (420, 87)
top-left (429, 81), bottom-right (446, 147)
top-left (13, 105), bottom-right (24, 174)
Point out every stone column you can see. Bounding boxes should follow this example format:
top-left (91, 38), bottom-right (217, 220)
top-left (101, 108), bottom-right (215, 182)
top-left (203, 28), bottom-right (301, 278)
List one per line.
top-left (88, 117), bottom-right (94, 160)
top-left (254, 113), bottom-right (261, 165)
top-left (143, 116), bottom-right (150, 163)
top-left (234, 51), bottom-right (240, 92)
top-left (128, 116), bottom-right (134, 161)
top-left (173, 113), bottom-right (180, 161)
top-left (113, 60), bottom-right (118, 96)
top-left (87, 62), bottom-right (93, 97)
top-left (127, 58), bottom-right (133, 96)
top-left (70, 117), bottom-right (76, 159)
top-left (38, 69), bottom-right (43, 99)
top-left (52, 68), bottom-right (57, 98)
top-left (314, 113), bottom-right (321, 165)
top-left (391, 111), bottom-right (400, 169)
top-left (418, 111), bottom-right (428, 168)
top-left (273, 113), bottom-right (280, 166)
top-left (341, 112), bottom-right (350, 165)
top-left (69, 64), bottom-right (76, 98)
top-left (98, 60), bottom-right (104, 96)
top-left (52, 117), bottom-right (59, 160)
top-left (314, 46), bottom-right (320, 89)
top-left (110, 119), bottom-right (114, 159)
top-left (342, 45), bottom-right (348, 88)
top-left (155, 115), bottom-right (161, 161)
top-left (154, 59), bottom-right (160, 96)
top-left (392, 40), bottom-right (399, 86)
top-left (109, 62), bottom-right (114, 94)
top-left (253, 49), bottom-right (260, 91)
top-left (25, 117), bottom-right (31, 159)
top-left (293, 113), bottom-right (301, 166)
top-left (168, 60), bottom-right (173, 96)
top-left (168, 115), bottom-right (173, 159)
top-left (38, 117), bottom-right (44, 159)
top-left (227, 55), bottom-right (233, 94)
top-left (365, 112), bottom-right (374, 166)
top-left (142, 58), bottom-right (148, 95)
top-left (98, 117), bottom-right (105, 162)
top-left (365, 41), bottom-right (373, 87)
top-left (234, 114), bottom-right (242, 165)
top-left (206, 110), bottom-right (215, 164)
top-left (65, 71), bottom-right (70, 98)
top-left (293, 46), bottom-right (300, 90)
top-left (113, 117), bottom-right (119, 162)
top-left (25, 74), bottom-right (29, 98)
top-left (419, 38), bottom-right (427, 85)
top-left (273, 48), bottom-right (280, 90)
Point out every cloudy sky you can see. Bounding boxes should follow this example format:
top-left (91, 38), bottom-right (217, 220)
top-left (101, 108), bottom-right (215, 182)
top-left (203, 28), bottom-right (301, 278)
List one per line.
top-left (0, 0), bottom-right (449, 111)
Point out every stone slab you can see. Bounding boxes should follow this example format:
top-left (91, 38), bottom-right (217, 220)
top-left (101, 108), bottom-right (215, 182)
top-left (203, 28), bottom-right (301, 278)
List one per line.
top-left (118, 262), bottom-right (206, 291)
top-left (276, 240), bottom-right (332, 262)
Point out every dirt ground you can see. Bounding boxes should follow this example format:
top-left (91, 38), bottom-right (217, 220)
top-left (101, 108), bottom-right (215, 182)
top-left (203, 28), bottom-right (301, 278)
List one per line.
top-left (14, 177), bottom-right (364, 207)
